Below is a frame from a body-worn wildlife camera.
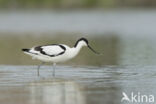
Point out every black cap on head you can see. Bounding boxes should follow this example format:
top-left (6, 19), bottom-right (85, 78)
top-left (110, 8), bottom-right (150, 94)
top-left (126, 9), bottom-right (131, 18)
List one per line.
top-left (74, 37), bottom-right (102, 55)
top-left (74, 37), bottom-right (88, 47)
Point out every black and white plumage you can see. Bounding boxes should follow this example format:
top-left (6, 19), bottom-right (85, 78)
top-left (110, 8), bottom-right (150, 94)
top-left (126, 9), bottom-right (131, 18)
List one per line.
top-left (22, 37), bottom-right (100, 76)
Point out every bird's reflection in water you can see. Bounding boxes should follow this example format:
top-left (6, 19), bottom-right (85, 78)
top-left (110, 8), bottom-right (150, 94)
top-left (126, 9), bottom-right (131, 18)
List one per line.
top-left (29, 79), bottom-right (86, 104)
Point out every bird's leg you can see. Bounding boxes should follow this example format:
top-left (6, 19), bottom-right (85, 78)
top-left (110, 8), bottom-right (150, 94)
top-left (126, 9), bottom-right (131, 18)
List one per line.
top-left (52, 63), bottom-right (56, 77)
top-left (37, 62), bottom-right (45, 76)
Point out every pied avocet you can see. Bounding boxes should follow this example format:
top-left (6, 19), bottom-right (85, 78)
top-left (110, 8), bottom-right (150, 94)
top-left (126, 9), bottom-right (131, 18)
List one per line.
top-left (22, 37), bottom-right (100, 76)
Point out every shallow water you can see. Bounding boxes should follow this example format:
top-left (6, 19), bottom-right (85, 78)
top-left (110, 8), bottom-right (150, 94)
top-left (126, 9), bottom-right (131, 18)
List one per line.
top-left (0, 65), bottom-right (156, 104)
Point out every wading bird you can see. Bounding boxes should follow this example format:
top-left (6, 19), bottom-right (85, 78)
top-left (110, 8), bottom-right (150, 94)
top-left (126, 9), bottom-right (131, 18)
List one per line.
top-left (22, 38), bottom-right (100, 76)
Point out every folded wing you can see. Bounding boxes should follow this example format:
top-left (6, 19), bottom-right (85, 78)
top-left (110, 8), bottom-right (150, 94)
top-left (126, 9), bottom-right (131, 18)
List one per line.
top-left (34, 44), bottom-right (66, 57)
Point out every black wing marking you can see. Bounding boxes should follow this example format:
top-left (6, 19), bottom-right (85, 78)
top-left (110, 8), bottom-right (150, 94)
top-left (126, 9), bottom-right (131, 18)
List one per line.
top-left (34, 44), bottom-right (66, 57)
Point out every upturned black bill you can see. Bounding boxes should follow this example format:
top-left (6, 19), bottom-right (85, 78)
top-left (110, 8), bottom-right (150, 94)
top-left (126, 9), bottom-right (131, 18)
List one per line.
top-left (88, 45), bottom-right (101, 55)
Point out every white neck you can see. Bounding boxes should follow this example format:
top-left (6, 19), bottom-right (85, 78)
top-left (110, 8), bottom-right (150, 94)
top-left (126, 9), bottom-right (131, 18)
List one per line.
top-left (69, 43), bottom-right (84, 59)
